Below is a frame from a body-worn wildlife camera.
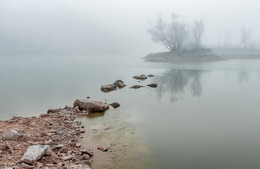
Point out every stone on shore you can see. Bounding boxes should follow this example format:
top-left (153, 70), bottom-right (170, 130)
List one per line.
top-left (73, 99), bottom-right (109, 113)
top-left (20, 145), bottom-right (49, 165)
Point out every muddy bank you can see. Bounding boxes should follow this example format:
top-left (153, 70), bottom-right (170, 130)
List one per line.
top-left (0, 106), bottom-right (94, 168)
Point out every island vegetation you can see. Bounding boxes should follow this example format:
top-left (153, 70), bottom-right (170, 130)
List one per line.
top-left (145, 13), bottom-right (260, 62)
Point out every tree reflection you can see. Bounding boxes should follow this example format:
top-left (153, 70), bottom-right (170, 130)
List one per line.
top-left (155, 69), bottom-right (206, 102)
top-left (237, 72), bottom-right (249, 83)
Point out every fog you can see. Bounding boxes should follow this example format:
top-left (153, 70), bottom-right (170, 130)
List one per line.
top-left (0, 0), bottom-right (260, 57)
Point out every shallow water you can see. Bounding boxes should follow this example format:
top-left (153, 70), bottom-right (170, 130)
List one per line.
top-left (1, 55), bottom-right (260, 169)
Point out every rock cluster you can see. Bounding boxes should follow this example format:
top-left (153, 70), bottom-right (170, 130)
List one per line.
top-left (100, 80), bottom-right (126, 93)
top-left (0, 106), bottom-right (92, 168)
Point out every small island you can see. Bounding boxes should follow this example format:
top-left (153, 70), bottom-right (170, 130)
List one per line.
top-left (145, 13), bottom-right (260, 62)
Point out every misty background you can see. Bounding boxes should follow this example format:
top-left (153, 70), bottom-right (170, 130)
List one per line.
top-left (1, 0), bottom-right (260, 57)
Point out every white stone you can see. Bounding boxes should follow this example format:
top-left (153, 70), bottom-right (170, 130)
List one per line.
top-left (20, 145), bottom-right (49, 164)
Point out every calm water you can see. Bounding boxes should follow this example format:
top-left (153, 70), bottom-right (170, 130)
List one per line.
top-left (1, 55), bottom-right (260, 169)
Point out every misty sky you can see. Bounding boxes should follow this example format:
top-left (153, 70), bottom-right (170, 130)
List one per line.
top-left (0, 0), bottom-right (259, 55)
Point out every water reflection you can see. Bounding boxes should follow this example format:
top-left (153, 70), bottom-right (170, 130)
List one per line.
top-left (155, 69), bottom-right (207, 102)
top-left (237, 72), bottom-right (249, 83)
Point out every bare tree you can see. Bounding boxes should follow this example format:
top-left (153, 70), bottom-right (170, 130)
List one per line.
top-left (148, 14), bottom-right (188, 53)
top-left (191, 19), bottom-right (204, 49)
top-left (240, 27), bottom-right (251, 49)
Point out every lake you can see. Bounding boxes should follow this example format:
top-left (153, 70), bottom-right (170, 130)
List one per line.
top-left (1, 55), bottom-right (260, 169)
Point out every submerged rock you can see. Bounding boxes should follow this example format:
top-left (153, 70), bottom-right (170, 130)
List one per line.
top-left (147, 83), bottom-right (158, 88)
top-left (20, 145), bottom-right (49, 165)
top-left (147, 74), bottom-right (155, 77)
top-left (133, 75), bottom-right (147, 80)
top-left (130, 85), bottom-right (145, 89)
top-left (73, 99), bottom-right (109, 113)
top-left (71, 165), bottom-right (92, 169)
top-left (109, 102), bottom-right (120, 109)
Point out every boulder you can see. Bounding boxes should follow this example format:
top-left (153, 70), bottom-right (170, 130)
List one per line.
top-left (113, 80), bottom-right (126, 89)
top-left (100, 84), bottom-right (117, 93)
top-left (20, 145), bottom-right (49, 165)
top-left (109, 102), bottom-right (120, 109)
top-left (147, 74), bottom-right (155, 77)
top-left (73, 99), bottom-right (109, 113)
top-left (133, 75), bottom-right (147, 80)
top-left (147, 83), bottom-right (158, 88)
top-left (101, 80), bottom-right (126, 92)
top-left (130, 85), bottom-right (145, 89)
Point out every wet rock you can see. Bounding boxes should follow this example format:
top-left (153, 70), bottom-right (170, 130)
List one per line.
top-left (147, 83), bottom-right (158, 88)
top-left (130, 85), bottom-right (145, 89)
top-left (79, 129), bottom-right (85, 133)
top-left (47, 108), bottom-right (61, 114)
top-left (80, 148), bottom-right (94, 156)
top-left (113, 80), bottom-right (126, 89)
top-left (97, 146), bottom-right (108, 152)
top-left (133, 75), bottom-right (147, 80)
top-left (73, 99), bottom-right (109, 113)
top-left (100, 84), bottom-right (117, 93)
top-left (101, 80), bottom-right (126, 93)
top-left (20, 145), bottom-right (49, 165)
top-left (147, 74), bottom-right (155, 77)
top-left (109, 102), bottom-right (120, 109)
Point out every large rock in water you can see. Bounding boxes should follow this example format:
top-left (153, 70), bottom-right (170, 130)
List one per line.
top-left (20, 145), bottom-right (49, 165)
top-left (101, 84), bottom-right (117, 93)
top-left (101, 80), bottom-right (126, 92)
top-left (113, 80), bottom-right (126, 89)
top-left (73, 99), bottom-right (109, 112)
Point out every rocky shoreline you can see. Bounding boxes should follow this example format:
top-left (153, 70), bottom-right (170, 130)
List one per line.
top-left (0, 99), bottom-right (110, 169)
top-left (0, 74), bottom-right (157, 169)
